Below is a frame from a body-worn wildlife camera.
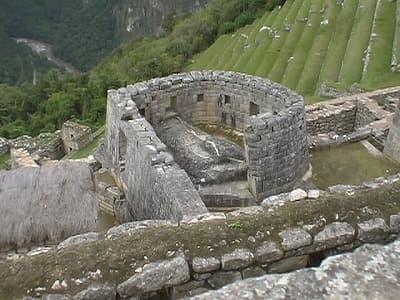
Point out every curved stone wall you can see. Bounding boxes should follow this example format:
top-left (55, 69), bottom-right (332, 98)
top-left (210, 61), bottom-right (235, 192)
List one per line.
top-left (107, 71), bottom-right (309, 202)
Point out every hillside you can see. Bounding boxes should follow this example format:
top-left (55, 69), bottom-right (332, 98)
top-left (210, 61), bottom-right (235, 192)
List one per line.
top-left (188, 0), bottom-right (400, 103)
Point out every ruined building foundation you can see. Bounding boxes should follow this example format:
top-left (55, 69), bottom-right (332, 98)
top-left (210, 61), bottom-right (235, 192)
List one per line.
top-left (106, 71), bottom-right (309, 221)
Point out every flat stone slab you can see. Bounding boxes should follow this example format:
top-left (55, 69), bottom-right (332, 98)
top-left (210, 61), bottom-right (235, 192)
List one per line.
top-left (73, 284), bottom-right (115, 300)
top-left (106, 220), bottom-right (177, 238)
top-left (117, 255), bottom-right (190, 297)
top-left (254, 241), bottom-right (283, 264)
top-left (357, 218), bottom-right (390, 242)
top-left (314, 222), bottom-right (355, 250)
top-left (58, 232), bottom-right (102, 250)
top-left (189, 239), bottom-right (400, 300)
top-left (207, 271), bottom-right (242, 289)
top-left (221, 248), bottom-right (254, 270)
top-left (279, 227), bottom-right (312, 251)
top-left (192, 257), bottom-right (221, 273)
top-left (267, 255), bottom-right (309, 274)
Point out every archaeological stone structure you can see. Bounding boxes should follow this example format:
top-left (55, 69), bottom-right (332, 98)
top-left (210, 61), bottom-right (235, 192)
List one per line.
top-left (61, 120), bottom-right (93, 153)
top-left (105, 71), bottom-right (309, 220)
top-left (384, 101), bottom-right (400, 162)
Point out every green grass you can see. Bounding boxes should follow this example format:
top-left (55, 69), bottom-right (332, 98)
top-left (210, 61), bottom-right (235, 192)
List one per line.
top-left (63, 127), bottom-right (105, 160)
top-left (362, 0), bottom-right (397, 86)
top-left (338, 0), bottom-right (377, 86)
top-left (281, 0), bottom-right (324, 90)
top-left (187, 0), bottom-right (400, 101)
top-left (0, 152), bottom-right (10, 170)
top-left (295, 0), bottom-right (340, 95)
top-left (240, 0), bottom-right (295, 74)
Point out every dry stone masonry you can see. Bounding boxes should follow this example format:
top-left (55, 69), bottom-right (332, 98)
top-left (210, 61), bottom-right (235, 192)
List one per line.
top-left (384, 101), bottom-right (400, 162)
top-left (105, 71), bottom-right (309, 219)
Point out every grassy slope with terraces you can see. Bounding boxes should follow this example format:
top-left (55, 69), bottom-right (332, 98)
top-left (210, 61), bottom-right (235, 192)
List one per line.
top-left (188, 0), bottom-right (400, 103)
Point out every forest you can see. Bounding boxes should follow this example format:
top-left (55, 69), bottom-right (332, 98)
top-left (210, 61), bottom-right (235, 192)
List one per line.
top-left (0, 0), bottom-right (285, 138)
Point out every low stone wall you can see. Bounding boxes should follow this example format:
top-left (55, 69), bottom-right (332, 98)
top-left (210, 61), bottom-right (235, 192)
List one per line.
top-left (306, 86), bottom-right (400, 139)
top-left (306, 100), bottom-right (357, 135)
top-left (2, 180), bottom-right (400, 299)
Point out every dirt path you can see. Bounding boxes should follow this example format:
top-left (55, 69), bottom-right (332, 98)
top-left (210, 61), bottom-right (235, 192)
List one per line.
top-left (14, 38), bottom-right (80, 74)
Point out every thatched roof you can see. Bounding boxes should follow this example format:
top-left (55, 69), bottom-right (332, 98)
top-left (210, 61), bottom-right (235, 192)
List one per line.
top-left (0, 161), bottom-right (98, 250)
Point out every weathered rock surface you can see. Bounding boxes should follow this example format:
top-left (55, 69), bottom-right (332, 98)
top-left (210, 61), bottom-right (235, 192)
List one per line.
top-left (221, 248), bottom-right (254, 270)
top-left (267, 255), bottom-right (309, 274)
top-left (357, 218), bottom-right (390, 242)
top-left (190, 239), bottom-right (400, 299)
top-left (58, 232), bottom-right (102, 250)
top-left (106, 220), bottom-right (177, 238)
top-left (390, 213), bottom-right (400, 233)
top-left (279, 227), bottom-right (312, 251)
top-left (207, 271), bottom-right (242, 289)
top-left (192, 257), bottom-right (220, 273)
top-left (117, 255), bottom-right (190, 298)
top-left (313, 222), bottom-right (355, 250)
top-left (254, 241), bottom-right (283, 263)
top-left (0, 137), bottom-right (9, 155)
top-left (73, 284), bottom-right (115, 300)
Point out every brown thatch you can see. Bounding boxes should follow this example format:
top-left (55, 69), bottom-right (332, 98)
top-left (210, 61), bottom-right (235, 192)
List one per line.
top-left (0, 161), bottom-right (98, 250)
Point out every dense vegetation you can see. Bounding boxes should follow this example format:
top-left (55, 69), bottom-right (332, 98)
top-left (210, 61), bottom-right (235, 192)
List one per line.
top-left (189, 0), bottom-right (400, 103)
top-left (0, 0), bottom-right (117, 72)
top-left (0, 29), bottom-right (55, 85)
top-left (0, 0), bottom-right (285, 138)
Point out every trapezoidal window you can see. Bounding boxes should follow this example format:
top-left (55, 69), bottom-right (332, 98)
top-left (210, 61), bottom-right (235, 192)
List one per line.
top-left (249, 101), bottom-right (260, 116)
top-left (197, 94), bottom-right (204, 102)
top-left (224, 95), bottom-right (231, 104)
top-left (166, 96), bottom-right (178, 113)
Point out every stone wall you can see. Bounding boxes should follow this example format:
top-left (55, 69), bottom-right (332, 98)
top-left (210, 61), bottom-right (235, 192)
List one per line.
top-left (61, 120), bottom-right (93, 153)
top-left (111, 71), bottom-right (309, 200)
top-left (306, 100), bottom-right (357, 135)
top-left (0, 137), bottom-right (8, 156)
top-left (384, 102), bottom-right (400, 163)
top-left (106, 89), bottom-right (208, 221)
top-left (4, 200), bottom-right (399, 299)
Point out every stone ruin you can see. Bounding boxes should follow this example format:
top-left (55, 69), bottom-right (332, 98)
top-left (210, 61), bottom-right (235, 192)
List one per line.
top-left (104, 71), bottom-right (309, 221)
top-left (2, 78), bottom-right (400, 299)
top-left (61, 120), bottom-right (93, 153)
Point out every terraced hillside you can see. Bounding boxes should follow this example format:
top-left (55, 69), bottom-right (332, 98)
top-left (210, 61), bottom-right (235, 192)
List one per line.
top-left (188, 0), bottom-right (400, 103)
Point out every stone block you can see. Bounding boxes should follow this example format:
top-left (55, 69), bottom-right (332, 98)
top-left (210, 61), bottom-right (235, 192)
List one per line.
top-left (389, 214), bottom-right (400, 233)
top-left (288, 188), bottom-right (307, 201)
top-left (254, 241), bottom-right (283, 263)
top-left (117, 255), bottom-right (190, 298)
top-left (57, 232), bottom-right (102, 250)
top-left (267, 255), bottom-right (309, 274)
top-left (73, 284), bottom-right (116, 300)
top-left (314, 222), bottom-right (355, 250)
top-left (241, 266), bottom-right (266, 279)
top-left (221, 248), bottom-right (254, 270)
top-left (191, 257), bottom-right (220, 273)
top-left (357, 218), bottom-right (390, 242)
top-left (307, 189), bottom-right (320, 199)
top-left (193, 273), bottom-right (212, 281)
top-left (207, 271), bottom-right (242, 289)
top-left (279, 227), bottom-right (312, 251)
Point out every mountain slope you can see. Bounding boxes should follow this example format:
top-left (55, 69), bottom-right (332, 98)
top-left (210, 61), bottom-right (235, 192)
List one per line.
top-left (188, 0), bottom-right (400, 103)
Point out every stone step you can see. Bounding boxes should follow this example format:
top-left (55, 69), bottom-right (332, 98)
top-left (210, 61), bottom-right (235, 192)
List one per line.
top-left (198, 181), bottom-right (256, 207)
